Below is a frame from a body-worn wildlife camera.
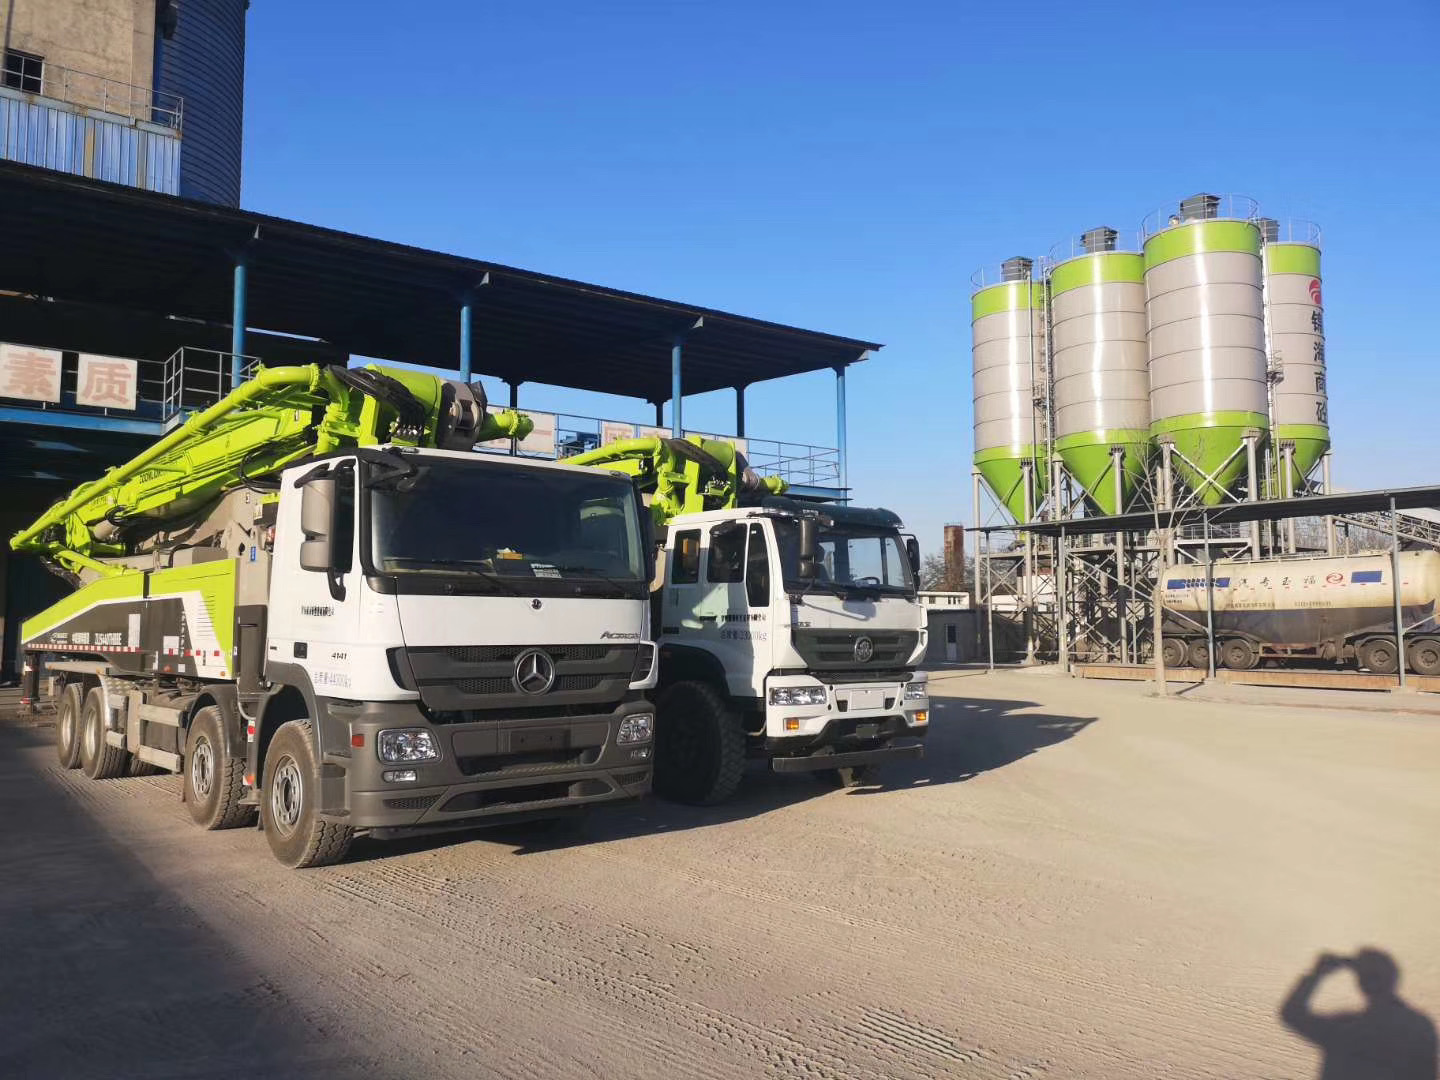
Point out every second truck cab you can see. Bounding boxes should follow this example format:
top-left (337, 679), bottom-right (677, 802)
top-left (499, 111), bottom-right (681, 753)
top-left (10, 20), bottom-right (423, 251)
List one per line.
top-left (652, 497), bottom-right (928, 803)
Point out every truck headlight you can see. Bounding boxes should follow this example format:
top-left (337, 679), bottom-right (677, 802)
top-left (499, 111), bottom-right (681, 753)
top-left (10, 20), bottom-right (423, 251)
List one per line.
top-left (904, 681), bottom-right (928, 701)
top-left (377, 728), bottom-right (440, 763)
top-left (769, 686), bottom-right (827, 707)
top-left (617, 713), bottom-right (653, 745)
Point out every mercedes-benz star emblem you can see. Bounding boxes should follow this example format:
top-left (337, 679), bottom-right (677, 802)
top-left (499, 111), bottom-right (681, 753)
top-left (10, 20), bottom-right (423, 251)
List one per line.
top-left (514, 649), bottom-right (557, 695)
top-left (853, 636), bottom-right (875, 663)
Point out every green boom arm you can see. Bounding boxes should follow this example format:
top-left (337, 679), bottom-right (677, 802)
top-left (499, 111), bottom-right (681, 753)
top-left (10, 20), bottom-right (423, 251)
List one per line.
top-left (566, 435), bottom-right (786, 525)
top-left (10, 363), bottom-right (531, 577)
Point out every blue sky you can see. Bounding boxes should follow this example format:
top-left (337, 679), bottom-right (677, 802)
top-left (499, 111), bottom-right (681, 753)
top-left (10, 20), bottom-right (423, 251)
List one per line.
top-left (241, 0), bottom-right (1439, 556)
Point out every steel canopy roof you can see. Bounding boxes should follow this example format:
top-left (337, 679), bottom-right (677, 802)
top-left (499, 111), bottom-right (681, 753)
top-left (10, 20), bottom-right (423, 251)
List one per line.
top-left (995, 485), bottom-right (1440, 537)
top-left (0, 161), bottom-right (880, 402)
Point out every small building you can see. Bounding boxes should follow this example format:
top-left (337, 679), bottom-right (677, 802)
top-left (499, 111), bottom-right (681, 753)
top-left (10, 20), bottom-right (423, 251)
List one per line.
top-left (918, 591), bottom-right (978, 665)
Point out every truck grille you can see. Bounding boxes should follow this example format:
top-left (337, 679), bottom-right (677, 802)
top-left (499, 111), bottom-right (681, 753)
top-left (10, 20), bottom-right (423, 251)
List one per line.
top-left (790, 630), bottom-right (919, 670)
top-left (395, 643), bottom-right (638, 712)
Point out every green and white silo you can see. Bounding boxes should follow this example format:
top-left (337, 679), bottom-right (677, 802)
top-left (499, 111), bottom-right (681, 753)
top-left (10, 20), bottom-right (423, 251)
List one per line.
top-left (972, 257), bottom-right (1048, 522)
top-left (1258, 218), bottom-right (1329, 494)
top-left (1048, 227), bottom-right (1150, 516)
top-left (1143, 194), bottom-right (1269, 505)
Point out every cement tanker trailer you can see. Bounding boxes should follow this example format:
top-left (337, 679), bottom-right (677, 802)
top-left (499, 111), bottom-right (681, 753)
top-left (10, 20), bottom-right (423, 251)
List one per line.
top-left (1159, 551), bottom-right (1440, 676)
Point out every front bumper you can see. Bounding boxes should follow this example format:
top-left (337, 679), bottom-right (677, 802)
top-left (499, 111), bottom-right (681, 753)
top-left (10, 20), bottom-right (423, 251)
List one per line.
top-left (320, 698), bottom-right (653, 829)
top-left (764, 670), bottom-right (929, 740)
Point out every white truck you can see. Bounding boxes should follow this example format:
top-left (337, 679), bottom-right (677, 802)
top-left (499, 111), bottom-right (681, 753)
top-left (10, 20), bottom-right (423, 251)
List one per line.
top-left (568, 437), bottom-right (930, 803)
top-left (13, 365), bottom-right (658, 866)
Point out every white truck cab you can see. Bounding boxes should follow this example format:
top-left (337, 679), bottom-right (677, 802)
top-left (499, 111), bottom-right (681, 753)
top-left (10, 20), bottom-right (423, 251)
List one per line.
top-left (651, 498), bottom-right (929, 803)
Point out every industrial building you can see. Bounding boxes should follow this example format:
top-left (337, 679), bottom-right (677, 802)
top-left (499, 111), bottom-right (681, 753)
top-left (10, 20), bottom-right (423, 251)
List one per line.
top-left (1, 0), bottom-right (246, 203)
top-left (969, 193), bottom-right (1440, 688)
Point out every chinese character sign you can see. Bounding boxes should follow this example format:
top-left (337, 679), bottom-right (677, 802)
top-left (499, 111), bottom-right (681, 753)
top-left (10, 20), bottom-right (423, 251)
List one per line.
top-left (0, 344), bottom-right (62, 403)
top-left (76, 354), bottom-right (138, 410)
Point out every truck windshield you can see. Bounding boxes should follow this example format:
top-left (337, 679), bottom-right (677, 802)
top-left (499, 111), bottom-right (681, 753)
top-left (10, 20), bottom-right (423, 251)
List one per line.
top-left (773, 519), bottom-right (915, 596)
top-left (366, 457), bottom-right (644, 591)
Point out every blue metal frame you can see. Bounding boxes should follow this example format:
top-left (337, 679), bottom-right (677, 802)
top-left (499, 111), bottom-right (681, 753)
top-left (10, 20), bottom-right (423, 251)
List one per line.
top-left (0, 405), bottom-right (162, 436)
top-left (671, 340), bottom-right (683, 437)
top-left (459, 296), bottom-right (473, 381)
top-left (230, 257), bottom-right (247, 389)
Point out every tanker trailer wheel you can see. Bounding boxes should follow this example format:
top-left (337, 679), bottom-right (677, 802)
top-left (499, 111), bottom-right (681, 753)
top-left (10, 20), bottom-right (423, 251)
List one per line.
top-left (1186, 639), bottom-right (1211, 671)
top-left (1220, 639), bottom-right (1258, 671)
top-left (1359, 637), bottom-right (1399, 675)
top-left (1160, 638), bottom-right (1188, 668)
top-left (79, 687), bottom-right (129, 780)
top-left (184, 706), bottom-right (255, 830)
top-left (1406, 638), bottom-right (1440, 677)
top-left (261, 720), bottom-right (353, 869)
top-left (653, 680), bottom-right (745, 806)
top-left (55, 683), bottom-right (85, 769)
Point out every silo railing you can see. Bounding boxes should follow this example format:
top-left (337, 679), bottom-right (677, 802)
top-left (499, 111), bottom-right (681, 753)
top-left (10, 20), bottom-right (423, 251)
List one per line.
top-left (1141, 194), bottom-right (1260, 237)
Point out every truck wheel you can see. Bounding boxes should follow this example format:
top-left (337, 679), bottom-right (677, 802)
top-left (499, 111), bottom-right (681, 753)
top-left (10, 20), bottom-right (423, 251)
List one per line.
top-left (261, 720), bottom-right (353, 868)
top-left (55, 683), bottom-right (85, 769)
top-left (1160, 638), bottom-right (1188, 668)
top-left (1407, 638), bottom-right (1440, 677)
top-left (653, 681), bottom-right (745, 806)
top-left (1185, 639), bottom-right (1210, 671)
top-left (184, 706), bottom-right (254, 830)
top-left (1220, 639), bottom-right (1257, 671)
top-left (79, 687), bottom-right (129, 779)
top-left (1359, 637), bottom-right (1399, 675)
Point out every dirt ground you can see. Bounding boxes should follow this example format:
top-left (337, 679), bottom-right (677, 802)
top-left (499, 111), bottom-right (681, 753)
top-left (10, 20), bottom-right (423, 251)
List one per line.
top-left (2, 671), bottom-right (1437, 1079)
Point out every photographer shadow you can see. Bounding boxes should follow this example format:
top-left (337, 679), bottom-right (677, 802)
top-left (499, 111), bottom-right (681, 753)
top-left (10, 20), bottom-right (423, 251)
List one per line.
top-left (1280, 948), bottom-right (1437, 1079)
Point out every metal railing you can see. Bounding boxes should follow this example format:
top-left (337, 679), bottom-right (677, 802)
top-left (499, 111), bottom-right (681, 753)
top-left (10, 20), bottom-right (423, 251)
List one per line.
top-left (161, 349), bottom-right (259, 426)
top-left (1141, 194), bottom-right (1260, 238)
top-left (9, 61), bottom-right (182, 129)
top-left (1045, 227), bottom-right (1143, 268)
top-left (1258, 217), bottom-right (1322, 248)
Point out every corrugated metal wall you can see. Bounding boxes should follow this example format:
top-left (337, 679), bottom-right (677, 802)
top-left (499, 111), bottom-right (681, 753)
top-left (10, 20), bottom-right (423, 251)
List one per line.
top-left (154, 0), bottom-right (247, 207)
top-left (0, 92), bottom-right (180, 195)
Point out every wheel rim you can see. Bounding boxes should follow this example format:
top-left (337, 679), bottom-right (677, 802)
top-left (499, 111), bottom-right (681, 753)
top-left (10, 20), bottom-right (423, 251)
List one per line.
top-left (270, 755), bottom-right (304, 837)
top-left (1414, 644), bottom-right (1440, 671)
top-left (190, 736), bottom-right (214, 799)
top-left (61, 704), bottom-right (75, 749)
top-left (83, 708), bottom-right (98, 759)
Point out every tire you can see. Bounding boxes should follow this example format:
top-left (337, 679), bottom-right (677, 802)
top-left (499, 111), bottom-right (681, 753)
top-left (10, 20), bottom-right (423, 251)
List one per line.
top-left (55, 683), bottom-right (85, 769)
top-left (1160, 637), bottom-right (1188, 669)
top-left (1407, 638), bottom-right (1440, 677)
top-left (1359, 637), bottom-right (1399, 675)
top-left (261, 720), bottom-right (353, 868)
top-left (1186, 639), bottom-right (1211, 672)
top-left (184, 706), bottom-right (254, 830)
top-left (1220, 638), bottom-right (1257, 671)
top-left (79, 687), bottom-right (129, 780)
top-left (653, 680), bottom-right (745, 806)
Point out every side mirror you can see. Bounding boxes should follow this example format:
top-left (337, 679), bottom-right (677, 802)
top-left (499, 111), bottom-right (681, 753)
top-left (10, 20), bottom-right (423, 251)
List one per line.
top-left (299, 476), bottom-right (337, 573)
top-left (905, 536), bottom-right (921, 577)
top-left (797, 517), bottom-right (818, 580)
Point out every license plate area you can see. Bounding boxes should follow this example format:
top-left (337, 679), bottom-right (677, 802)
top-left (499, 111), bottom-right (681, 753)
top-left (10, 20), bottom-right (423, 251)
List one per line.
top-left (847, 688), bottom-right (884, 711)
top-left (853, 722), bottom-right (881, 739)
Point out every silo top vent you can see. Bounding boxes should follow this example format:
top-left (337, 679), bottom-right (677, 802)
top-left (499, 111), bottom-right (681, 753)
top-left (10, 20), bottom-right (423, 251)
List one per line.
top-left (1180, 193), bottom-right (1222, 221)
top-left (1000, 257), bottom-right (1034, 282)
top-left (1080, 227), bottom-right (1118, 254)
top-left (1256, 217), bottom-right (1280, 243)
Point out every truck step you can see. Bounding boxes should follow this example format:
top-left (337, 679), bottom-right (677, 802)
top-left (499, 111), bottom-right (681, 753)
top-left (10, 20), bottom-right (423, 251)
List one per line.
top-left (135, 745), bottom-right (182, 773)
top-left (136, 703), bottom-right (185, 727)
top-left (105, 730), bottom-right (125, 748)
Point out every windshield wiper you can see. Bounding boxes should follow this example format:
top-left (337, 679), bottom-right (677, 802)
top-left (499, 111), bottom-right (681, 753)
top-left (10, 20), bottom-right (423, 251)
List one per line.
top-left (551, 565), bottom-right (641, 595)
top-left (383, 558), bottom-right (525, 594)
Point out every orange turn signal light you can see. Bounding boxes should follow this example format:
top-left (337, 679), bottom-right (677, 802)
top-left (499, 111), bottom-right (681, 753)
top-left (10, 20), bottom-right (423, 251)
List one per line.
top-left (784, 717), bottom-right (801, 732)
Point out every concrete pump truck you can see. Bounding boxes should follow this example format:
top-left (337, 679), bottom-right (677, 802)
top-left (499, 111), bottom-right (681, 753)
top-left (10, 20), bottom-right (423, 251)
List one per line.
top-left (12, 364), bottom-right (658, 867)
top-left (567, 435), bottom-right (930, 804)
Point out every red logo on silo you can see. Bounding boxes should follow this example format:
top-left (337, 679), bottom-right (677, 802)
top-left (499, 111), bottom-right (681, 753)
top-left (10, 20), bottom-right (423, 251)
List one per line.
top-left (1309, 278), bottom-right (1322, 305)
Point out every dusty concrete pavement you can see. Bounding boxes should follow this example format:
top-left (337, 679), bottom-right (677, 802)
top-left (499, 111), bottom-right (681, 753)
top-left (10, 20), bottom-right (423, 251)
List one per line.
top-left (2, 671), bottom-right (1437, 1079)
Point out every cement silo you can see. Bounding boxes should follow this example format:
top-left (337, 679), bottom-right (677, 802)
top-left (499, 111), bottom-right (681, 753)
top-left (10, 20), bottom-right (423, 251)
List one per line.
top-left (1258, 218), bottom-right (1329, 495)
top-left (972, 257), bottom-right (1048, 522)
top-left (1142, 194), bottom-right (1268, 505)
top-left (1048, 227), bottom-right (1150, 515)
